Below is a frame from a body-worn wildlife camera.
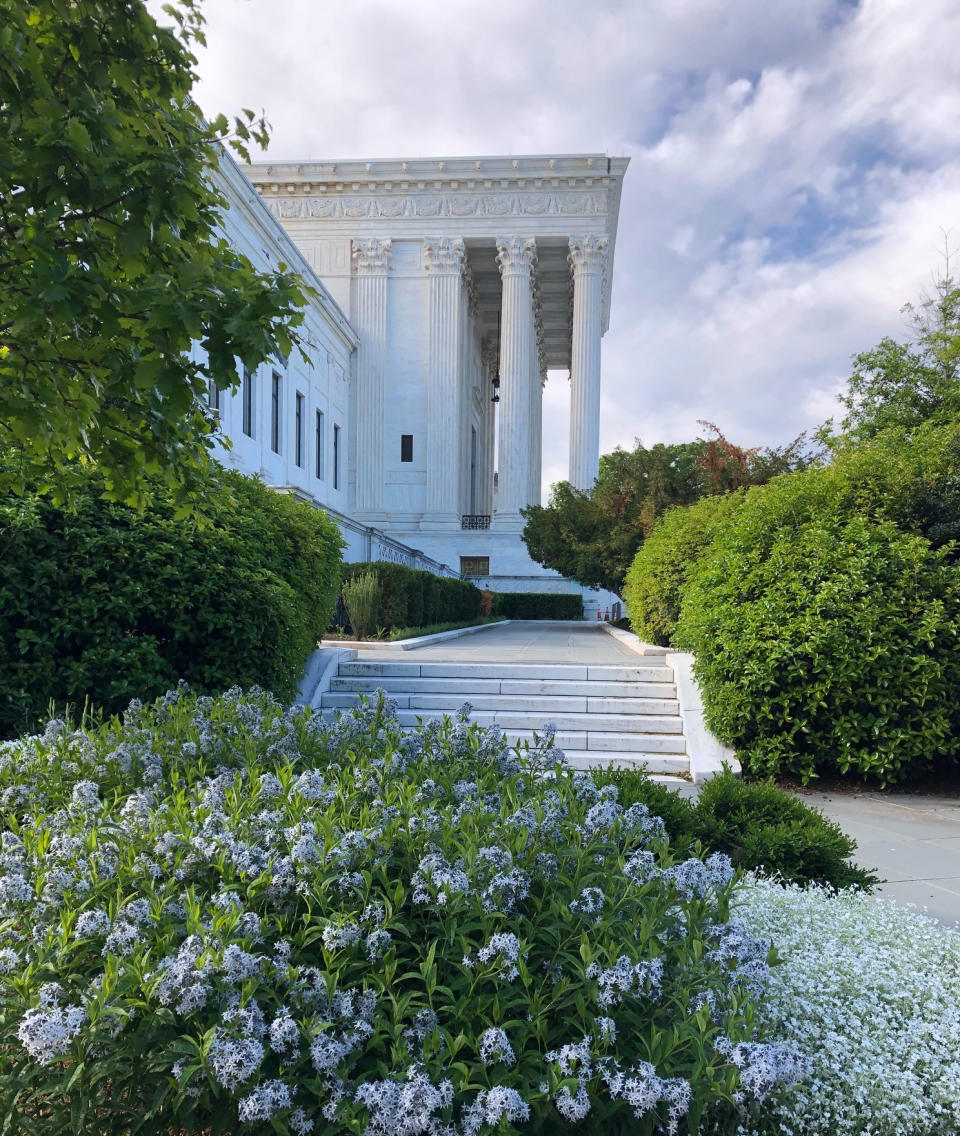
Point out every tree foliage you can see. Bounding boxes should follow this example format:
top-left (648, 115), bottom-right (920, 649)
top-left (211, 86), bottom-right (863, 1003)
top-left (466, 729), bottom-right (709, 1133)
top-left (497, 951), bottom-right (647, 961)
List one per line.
top-left (522, 427), bottom-right (813, 596)
top-left (827, 263), bottom-right (960, 446)
top-left (0, 0), bottom-right (309, 508)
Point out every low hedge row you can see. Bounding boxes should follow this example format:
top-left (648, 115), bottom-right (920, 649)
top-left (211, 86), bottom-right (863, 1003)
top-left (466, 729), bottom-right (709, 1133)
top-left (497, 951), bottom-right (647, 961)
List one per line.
top-left (591, 768), bottom-right (877, 891)
top-left (0, 470), bottom-right (343, 738)
top-left (489, 591), bottom-right (583, 620)
top-left (340, 561), bottom-right (482, 631)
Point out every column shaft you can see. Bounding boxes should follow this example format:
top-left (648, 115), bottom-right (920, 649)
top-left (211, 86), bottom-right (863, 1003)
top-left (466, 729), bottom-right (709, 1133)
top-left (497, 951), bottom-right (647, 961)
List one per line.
top-left (568, 236), bottom-right (607, 491)
top-left (351, 239), bottom-right (391, 514)
top-left (424, 238), bottom-right (465, 523)
top-left (495, 236), bottom-right (537, 527)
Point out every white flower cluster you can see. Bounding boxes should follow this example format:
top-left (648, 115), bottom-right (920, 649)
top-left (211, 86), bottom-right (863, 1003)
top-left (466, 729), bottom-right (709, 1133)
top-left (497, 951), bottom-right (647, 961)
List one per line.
top-left (732, 877), bottom-right (960, 1135)
top-left (586, 955), bottom-right (665, 1009)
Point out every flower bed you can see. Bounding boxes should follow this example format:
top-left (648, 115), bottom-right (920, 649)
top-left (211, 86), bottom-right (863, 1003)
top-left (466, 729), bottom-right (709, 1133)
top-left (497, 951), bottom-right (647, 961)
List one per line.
top-left (0, 689), bottom-right (803, 1135)
top-left (732, 877), bottom-right (960, 1135)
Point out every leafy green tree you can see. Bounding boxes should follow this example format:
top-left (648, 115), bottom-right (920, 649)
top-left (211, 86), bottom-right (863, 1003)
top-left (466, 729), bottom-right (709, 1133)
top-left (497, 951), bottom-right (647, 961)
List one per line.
top-left (0, 0), bottom-right (309, 508)
top-left (827, 264), bottom-right (960, 446)
top-left (522, 427), bottom-right (813, 596)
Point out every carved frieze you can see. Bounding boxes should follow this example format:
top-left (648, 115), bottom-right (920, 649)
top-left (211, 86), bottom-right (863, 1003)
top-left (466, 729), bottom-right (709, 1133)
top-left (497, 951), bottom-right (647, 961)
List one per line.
top-left (262, 190), bottom-right (607, 221)
top-left (351, 238), bottom-right (392, 273)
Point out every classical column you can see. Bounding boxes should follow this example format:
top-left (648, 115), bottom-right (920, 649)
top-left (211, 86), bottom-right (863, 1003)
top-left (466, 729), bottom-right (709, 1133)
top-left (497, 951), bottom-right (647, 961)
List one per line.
top-left (423, 237), bottom-right (466, 526)
top-left (530, 291), bottom-right (545, 506)
top-left (351, 238), bottom-right (392, 515)
top-left (481, 339), bottom-right (498, 515)
top-left (495, 235), bottom-right (537, 527)
top-left (568, 235), bottom-right (608, 491)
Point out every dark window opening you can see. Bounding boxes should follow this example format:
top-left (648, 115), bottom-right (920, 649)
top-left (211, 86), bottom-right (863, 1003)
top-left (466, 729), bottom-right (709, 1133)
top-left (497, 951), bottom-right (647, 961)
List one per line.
top-left (333, 424), bottom-right (341, 490)
top-left (242, 367), bottom-right (254, 437)
top-left (295, 392), bottom-right (304, 467)
top-left (271, 371), bottom-right (281, 454)
top-left (460, 556), bottom-right (490, 577)
top-left (401, 434), bottom-right (414, 462)
top-left (315, 409), bottom-right (325, 479)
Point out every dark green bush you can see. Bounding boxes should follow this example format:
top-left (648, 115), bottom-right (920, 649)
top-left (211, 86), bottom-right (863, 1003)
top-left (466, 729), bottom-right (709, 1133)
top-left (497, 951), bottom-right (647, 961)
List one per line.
top-left (0, 470), bottom-right (343, 737)
top-left (340, 561), bottom-right (482, 631)
top-left (693, 773), bottom-right (878, 890)
top-left (592, 769), bottom-right (876, 890)
top-left (490, 591), bottom-right (583, 619)
top-left (677, 511), bottom-right (960, 784)
top-left (624, 492), bottom-right (746, 645)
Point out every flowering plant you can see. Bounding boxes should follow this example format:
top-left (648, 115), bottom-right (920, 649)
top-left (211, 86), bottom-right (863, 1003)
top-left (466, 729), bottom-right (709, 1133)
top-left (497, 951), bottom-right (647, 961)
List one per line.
top-left (731, 877), bottom-right (960, 1135)
top-left (0, 687), bottom-right (803, 1134)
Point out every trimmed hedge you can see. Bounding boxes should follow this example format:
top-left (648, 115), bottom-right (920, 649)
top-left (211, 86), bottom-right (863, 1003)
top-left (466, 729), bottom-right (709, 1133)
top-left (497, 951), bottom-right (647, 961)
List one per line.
top-left (490, 591), bottom-right (584, 620)
top-left (591, 768), bottom-right (877, 891)
top-left (624, 492), bottom-right (746, 645)
top-left (340, 561), bottom-right (482, 632)
top-left (0, 470), bottom-right (343, 737)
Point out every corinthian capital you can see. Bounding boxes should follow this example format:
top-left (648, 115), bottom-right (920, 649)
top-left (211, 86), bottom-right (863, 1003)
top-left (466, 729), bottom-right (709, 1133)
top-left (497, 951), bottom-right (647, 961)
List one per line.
top-left (495, 235), bottom-right (537, 276)
top-left (423, 236), bottom-right (466, 273)
top-left (352, 238), bottom-right (392, 273)
top-left (568, 235), bottom-right (608, 274)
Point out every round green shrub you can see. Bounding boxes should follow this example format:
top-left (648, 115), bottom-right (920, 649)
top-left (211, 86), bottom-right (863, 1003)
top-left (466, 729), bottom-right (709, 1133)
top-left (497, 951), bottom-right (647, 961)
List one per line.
top-left (677, 512), bottom-right (960, 783)
top-left (0, 470), bottom-right (342, 737)
top-left (624, 493), bottom-right (746, 646)
top-left (0, 690), bottom-right (804, 1135)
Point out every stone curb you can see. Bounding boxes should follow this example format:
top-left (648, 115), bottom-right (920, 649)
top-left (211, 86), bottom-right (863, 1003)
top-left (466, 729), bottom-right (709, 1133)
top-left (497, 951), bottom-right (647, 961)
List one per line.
top-left (599, 623), bottom-right (670, 655)
top-left (298, 646), bottom-right (357, 708)
top-left (668, 651), bottom-right (740, 784)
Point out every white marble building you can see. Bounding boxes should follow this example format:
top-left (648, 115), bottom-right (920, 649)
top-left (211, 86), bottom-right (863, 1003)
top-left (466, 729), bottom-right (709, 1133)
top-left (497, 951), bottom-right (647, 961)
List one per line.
top-left (212, 151), bottom-right (629, 606)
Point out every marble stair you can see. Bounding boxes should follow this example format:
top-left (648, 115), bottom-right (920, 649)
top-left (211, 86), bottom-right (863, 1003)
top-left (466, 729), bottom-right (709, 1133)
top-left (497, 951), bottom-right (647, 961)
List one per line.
top-left (318, 657), bottom-right (689, 779)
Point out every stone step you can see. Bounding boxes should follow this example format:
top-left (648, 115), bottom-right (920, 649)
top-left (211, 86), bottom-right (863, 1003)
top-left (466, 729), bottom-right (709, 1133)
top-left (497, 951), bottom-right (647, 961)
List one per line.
top-left (501, 729), bottom-right (686, 754)
top-left (329, 676), bottom-right (676, 698)
top-left (319, 706), bottom-right (684, 737)
top-left (336, 661), bottom-right (672, 682)
top-left (554, 751), bottom-right (690, 773)
top-left (319, 692), bottom-right (680, 716)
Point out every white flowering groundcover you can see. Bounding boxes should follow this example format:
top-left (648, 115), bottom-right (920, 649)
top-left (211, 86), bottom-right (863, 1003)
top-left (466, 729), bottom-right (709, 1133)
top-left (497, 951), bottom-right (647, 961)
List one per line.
top-left (0, 687), bottom-right (804, 1135)
top-left (731, 878), bottom-right (960, 1136)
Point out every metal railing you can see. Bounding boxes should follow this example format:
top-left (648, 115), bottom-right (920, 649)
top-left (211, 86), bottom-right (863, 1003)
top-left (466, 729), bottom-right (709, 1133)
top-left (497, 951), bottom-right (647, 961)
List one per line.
top-left (461, 514), bottom-right (492, 530)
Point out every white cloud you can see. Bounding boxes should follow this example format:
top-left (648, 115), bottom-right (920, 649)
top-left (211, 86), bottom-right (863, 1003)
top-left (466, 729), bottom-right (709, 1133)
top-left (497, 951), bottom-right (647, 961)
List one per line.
top-left (157, 0), bottom-right (960, 488)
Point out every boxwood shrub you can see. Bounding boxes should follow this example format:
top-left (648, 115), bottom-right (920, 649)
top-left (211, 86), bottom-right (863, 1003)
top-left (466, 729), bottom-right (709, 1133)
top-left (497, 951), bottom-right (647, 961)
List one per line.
top-left (490, 592), bottom-right (584, 620)
top-left (0, 470), bottom-right (342, 737)
top-left (340, 562), bottom-right (482, 631)
top-left (591, 769), bottom-right (876, 891)
top-left (624, 493), bottom-right (746, 646)
top-left (677, 511), bottom-right (960, 784)
top-left (0, 690), bottom-right (805, 1134)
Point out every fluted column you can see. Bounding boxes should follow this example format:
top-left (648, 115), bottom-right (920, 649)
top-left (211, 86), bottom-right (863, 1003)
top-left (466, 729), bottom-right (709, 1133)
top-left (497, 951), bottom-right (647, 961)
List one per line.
top-left (351, 238), bottom-right (391, 515)
top-left (423, 237), bottom-right (466, 525)
top-left (481, 340), bottom-right (498, 515)
top-left (495, 236), bottom-right (537, 527)
top-left (568, 235), bottom-right (608, 491)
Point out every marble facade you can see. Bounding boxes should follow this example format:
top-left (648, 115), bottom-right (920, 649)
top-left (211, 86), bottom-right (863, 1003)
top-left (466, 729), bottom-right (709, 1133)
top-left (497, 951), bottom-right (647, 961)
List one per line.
top-left (242, 155), bottom-right (629, 581)
top-left (210, 151), bottom-right (627, 604)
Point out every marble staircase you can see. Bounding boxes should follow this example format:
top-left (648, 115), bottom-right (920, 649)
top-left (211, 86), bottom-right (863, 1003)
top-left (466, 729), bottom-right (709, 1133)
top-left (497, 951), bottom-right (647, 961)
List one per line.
top-left (318, 657), bottom-right (689, 779)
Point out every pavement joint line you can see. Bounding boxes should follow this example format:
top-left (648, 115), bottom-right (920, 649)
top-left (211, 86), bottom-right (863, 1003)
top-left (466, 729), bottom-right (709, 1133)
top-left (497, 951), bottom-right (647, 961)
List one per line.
top-left (877, 875), bottom-right (960, 884)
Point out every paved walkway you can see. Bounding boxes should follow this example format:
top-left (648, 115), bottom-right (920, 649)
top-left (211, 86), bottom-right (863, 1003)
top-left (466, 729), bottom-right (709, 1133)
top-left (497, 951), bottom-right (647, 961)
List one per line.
top-left (388, 622), bottom-right (643, 663)
top-left (796, 790), bottom-right (960, 927)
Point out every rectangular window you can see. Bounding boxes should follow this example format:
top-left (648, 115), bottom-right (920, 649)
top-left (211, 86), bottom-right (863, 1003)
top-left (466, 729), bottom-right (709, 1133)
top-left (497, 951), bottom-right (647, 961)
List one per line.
top-left (333, 423), bottom-right (341, 490)
top-left (400, 434), bottom-right (413, 462)
top-left (315, 409), bottom-right (325, 480)
top-left (295, 392), bottom-right (304, 468)
top-left (207, 378), bottom-right (221, 413)
top-left (242, 367), bottom-right (254, 437)
top-left (460, 556), bottom-right (490, 577)
top-left (271, 371), bottom-right (281, 454)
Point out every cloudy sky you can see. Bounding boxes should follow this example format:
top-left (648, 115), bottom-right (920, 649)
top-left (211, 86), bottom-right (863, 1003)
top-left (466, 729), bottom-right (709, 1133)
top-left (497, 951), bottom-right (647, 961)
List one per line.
top-left (181, 0), bottom-right (960, 498)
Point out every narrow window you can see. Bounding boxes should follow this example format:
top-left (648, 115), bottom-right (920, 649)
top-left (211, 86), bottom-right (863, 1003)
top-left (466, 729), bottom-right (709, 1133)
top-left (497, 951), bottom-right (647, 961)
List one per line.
top-left (207, 378), bottom-right (221, 413)
top-left (401, 434), bottom-right (413, 463)
top-left (295, 392), bottom-right (304, 468)
top-left (271, 371), bottom-right (281, 454)
top-left (242, 367), bottom-right (254, 437)
top-left (333, 423), bottom-right (341, 490)
top-left (315, 409), bottom-right (325, 479)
